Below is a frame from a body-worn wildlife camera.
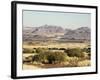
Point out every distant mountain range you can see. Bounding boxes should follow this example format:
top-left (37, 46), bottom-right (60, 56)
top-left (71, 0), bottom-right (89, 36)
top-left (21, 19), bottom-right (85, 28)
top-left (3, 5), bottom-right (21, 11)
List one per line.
top-left (23, 25), bottom-right (90, 41)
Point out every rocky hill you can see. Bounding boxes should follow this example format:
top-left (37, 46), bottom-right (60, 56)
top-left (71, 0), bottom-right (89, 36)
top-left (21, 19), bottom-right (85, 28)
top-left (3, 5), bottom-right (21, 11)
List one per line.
top-left (23, 25), bottom-right (90, 41)
top-left (61, 27), bottom-right (90, 41)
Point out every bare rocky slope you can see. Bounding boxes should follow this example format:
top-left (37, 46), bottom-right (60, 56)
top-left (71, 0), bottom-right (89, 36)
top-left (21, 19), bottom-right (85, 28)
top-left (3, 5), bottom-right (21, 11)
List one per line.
top-left (23, 25), bottom-right (90, 41)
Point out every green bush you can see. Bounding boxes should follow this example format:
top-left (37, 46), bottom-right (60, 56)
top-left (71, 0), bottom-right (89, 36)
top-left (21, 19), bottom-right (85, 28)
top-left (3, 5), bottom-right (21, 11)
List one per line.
top-left (32, 52), bottom-right (49, 63)
top-left (64, 48), bottom-right (84, 58)
top-left (32, 51), bottom-right (67, 64)
top-left (87, 53), bottom-right (91, 59)
top-left (82, 47), bottom-right (91, 53)
top-left (35, 48), bottom-right (48, 53)
top-left (32, 54), bottom-right (42, 62)
top-left (47, 51), bottom-right (66, 64)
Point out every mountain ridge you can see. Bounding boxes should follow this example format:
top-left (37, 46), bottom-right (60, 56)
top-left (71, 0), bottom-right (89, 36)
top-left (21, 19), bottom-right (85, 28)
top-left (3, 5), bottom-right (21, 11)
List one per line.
top-left (23, 25), bottom-right (90, 41)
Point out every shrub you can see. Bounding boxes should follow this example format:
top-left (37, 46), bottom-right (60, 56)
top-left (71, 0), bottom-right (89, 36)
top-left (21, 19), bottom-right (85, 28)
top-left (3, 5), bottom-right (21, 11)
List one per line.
top-left (32, 49), bottom-right (36, 53)
top-left (32, 51), bottom-right (67, 64)
top-left (32, 52), bottom-right (48, 63)
top-left (64, 48), bottom-right (84, 58)
top-left (32, 54), bottom-right (42, 62)
top-left (66, 57), bottom-right (79, 67)
top-left (49, 48), bottom-right (59, 50)
top-left (87, 53), bottom-right (91, 59)
top-left (77, 60), bottom-right (91, 67)
top-left (82, 47), bottom-right (91, 59)
top-left (59, 48), bottom-right (66, 50)
top-left (47, 51), bottom-right (66, 64)
top-left (35, 48), bottom-right (48, 53)
top-left (82, 47), bottom-right (91, 53)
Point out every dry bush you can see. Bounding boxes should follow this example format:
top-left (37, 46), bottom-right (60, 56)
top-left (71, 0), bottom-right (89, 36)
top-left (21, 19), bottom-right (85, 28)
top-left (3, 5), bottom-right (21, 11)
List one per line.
top-left (77, 60), bottom-right (91, 67)
top-left (64, 48), bottom-right (85, 58)
top-left (66, 57), bottom-right (79, 67)
top-left (65, 56), bottom-right (90, 67)
top-left (32, 51), bottom-right (67, 64)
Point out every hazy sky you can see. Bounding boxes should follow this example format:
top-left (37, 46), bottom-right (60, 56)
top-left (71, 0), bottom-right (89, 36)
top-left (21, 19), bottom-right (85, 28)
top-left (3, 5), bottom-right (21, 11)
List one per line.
top-left (23, 10), bottom-right (91, 29)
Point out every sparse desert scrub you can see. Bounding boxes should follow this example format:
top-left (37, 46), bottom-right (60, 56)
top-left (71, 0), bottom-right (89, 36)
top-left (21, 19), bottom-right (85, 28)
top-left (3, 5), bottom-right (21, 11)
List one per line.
top-left (65, 56), bottom-right (79, 67)
top-left (64, 56), bottom-right (91, 67)
top-left (22, 42), bottom-right (91, 69)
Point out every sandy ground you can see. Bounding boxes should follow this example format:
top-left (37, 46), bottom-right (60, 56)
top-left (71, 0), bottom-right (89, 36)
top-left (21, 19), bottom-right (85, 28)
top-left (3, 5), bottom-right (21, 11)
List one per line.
top-left (23, 53), bottom-right (35, 57)
top-left (23, 64), bottom-right (41, 70)
top-left (23, 43), bottom-right (89, 49)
